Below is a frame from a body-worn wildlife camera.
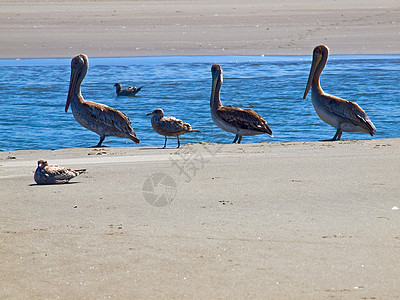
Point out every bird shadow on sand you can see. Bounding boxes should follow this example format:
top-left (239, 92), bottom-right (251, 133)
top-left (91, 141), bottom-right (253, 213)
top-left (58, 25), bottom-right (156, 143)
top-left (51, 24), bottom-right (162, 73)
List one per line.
top-left (87, 145), bottom-right (109, 148)
top-left (144, 146), bottom-right (180, 150)
top-left (29, 182), bottom-right (81, 187)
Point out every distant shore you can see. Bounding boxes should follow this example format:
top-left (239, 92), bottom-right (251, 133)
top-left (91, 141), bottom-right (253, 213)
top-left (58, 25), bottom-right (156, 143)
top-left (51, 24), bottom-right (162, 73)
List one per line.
top-left (1, 0), bottom-right (399, 59)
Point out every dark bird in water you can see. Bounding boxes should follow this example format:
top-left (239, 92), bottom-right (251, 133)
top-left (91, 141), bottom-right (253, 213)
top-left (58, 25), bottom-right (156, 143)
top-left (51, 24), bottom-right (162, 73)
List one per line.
top-left (66, 54), bottom-right (140, 147)
top-left (210, 64), bottom-right (273, 144)
top-left (303, 45), bottom-right (376, 141)
top-left (34, 159), bottom-right (86, 184)
top-left (114, 83), bottom-right (142, 96)
top-left (147, 108), bottom-right (201, 148)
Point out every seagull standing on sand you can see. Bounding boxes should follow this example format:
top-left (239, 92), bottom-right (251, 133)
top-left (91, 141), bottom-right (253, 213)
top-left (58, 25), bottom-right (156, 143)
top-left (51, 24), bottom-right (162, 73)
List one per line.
top-left (34, 159), bottom-right (86, 184)
top-left (114, 83), bottom-right (142, 96)
top-left (66, 54), bottom-right (140, 147)
top-left (210, 64), bottom-right (273, 143)
top-left (147, 108), bottom-right (200, 148)
top-left (303, 45), bottom-right (376, 141)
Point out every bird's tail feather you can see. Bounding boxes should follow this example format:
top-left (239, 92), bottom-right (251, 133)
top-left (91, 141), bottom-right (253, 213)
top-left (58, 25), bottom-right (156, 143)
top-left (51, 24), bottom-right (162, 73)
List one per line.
top-left (130, 135), bottom-right (140, 144)
top-left (74, 169), bottom-right (86, 175)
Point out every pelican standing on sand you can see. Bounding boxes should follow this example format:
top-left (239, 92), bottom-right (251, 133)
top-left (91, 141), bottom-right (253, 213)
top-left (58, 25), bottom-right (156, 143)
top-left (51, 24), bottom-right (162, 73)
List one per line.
top-left (114, 83), bottom-right (142, 96)
top-left (210, 64), bottom-right (273, 143)
top-left (34, 159), bottom-right (86, 184)
top-left (147, 108), bottom-right (200, 148)
top-left (66, 54), bottom-right (140, 147)
top-left (303, 45), bottom-right (376, 140)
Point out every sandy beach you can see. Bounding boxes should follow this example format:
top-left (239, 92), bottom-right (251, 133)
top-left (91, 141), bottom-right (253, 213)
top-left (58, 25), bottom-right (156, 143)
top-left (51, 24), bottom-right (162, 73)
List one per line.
top-left (1, 0), bottom-right (400, 298)
top-left (1, 141), bottom-right (400, 298)
top-left (1, 0), bottom-right (400, 59)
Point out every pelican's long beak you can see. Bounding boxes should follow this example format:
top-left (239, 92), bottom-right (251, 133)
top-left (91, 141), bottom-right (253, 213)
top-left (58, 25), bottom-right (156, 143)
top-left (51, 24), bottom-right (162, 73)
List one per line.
top-left (303, 53), bottom-right (322, 99)
top-left (66, 69), bottom-right (78, 113)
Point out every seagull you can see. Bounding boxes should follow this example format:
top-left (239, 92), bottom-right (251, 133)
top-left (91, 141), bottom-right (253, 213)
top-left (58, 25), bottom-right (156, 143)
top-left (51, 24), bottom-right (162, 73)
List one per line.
top-left (34, 159), bottom-right (86, 184)
top-left (147, 108), bottom-right (201, 148)
top-left (114, 83), bottom-right (142, 96)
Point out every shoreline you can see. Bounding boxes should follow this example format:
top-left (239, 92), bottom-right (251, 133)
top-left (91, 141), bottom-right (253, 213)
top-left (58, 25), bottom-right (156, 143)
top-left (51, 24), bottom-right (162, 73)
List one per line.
top-left (0, 136), bottom-right (392, 153)
top-left (2, 52), bottom-right (400, 61)
top-left (2, 52), bottom-right (400, 60)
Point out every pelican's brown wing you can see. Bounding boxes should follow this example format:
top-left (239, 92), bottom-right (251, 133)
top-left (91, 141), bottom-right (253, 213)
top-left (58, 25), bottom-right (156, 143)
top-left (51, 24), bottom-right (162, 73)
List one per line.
top-left (320, 93), bottom-right (376, 135)
top-left (216, 106), bottom-right (272, 135)
top-left (84, 101), bottom-right (138, 136)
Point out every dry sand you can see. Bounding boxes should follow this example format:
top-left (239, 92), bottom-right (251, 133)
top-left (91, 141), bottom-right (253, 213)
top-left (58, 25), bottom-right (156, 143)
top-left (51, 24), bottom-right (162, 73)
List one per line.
top-left (1, 140), bottom-right (400, 298)
top-left (1, 0), bottom-right (400, 59)
top-left (1, 0), bottom-right (400, 298)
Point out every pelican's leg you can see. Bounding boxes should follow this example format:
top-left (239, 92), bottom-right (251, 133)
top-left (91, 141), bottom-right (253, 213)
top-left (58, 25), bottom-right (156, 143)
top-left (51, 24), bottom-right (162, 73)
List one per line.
top-left (237, 135), bottom-right (243, 144)
top-left (232, 134), bottom-right (239, 143)
top-left (336, 130), bottom-right (343, 140)
top-left (163, 136), bottom-right (168, 148)
top-left (322, 129), bottom-right (342, 141)
top-left (331, 129), bottom-right (342, 141)
top-left (177, 136), bottom-right (180, 148)
top-left (96, 135), bottom-right (105, 147)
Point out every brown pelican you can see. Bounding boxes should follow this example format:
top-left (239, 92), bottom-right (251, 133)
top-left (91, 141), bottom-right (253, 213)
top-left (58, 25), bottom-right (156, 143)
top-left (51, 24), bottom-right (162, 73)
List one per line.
top-left (210, 64), bottom-right (273, 143)
top-left (147, 108), bottom-right (200, 148)
top-left (66, 54), bottom-right (140, 147)
top-left (303, 45), bottom-right (376, 141)
top-left (114, 83), bottom-right (142, 96)
top-left (34, 159), bottom-right (86, 184)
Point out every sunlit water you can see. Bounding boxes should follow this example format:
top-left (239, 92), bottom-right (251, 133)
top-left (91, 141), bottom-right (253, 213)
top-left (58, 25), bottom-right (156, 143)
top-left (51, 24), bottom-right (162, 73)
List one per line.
top-left (0, 55), bottom-right (399, 151)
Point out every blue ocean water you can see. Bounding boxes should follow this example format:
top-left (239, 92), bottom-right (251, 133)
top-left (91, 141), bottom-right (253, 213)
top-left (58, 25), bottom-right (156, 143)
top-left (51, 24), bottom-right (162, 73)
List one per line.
top-left (0, 55), bottom-right (399, 151)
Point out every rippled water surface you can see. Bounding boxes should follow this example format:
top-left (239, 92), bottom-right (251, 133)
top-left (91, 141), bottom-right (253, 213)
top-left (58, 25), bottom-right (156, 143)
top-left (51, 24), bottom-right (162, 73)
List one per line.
top-left (0, 55), bottom-right (399, 151)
